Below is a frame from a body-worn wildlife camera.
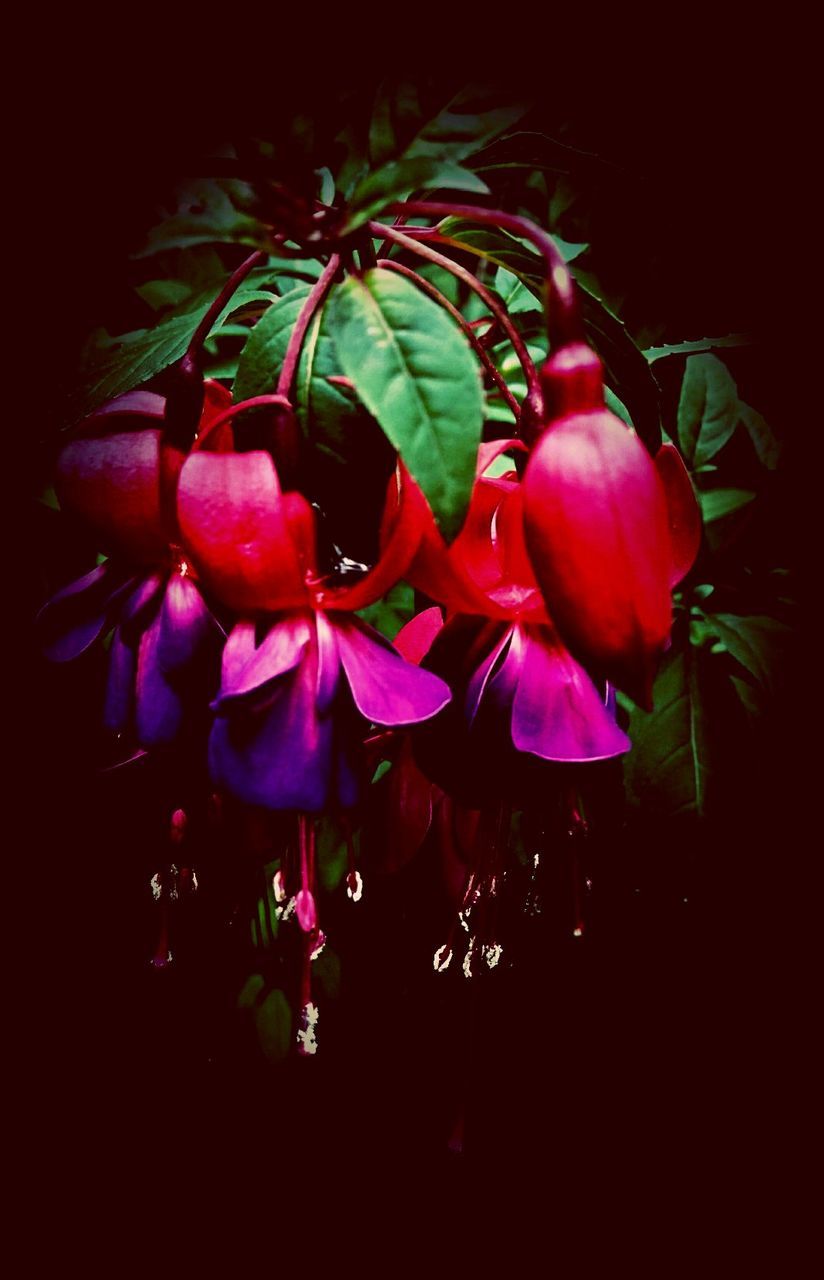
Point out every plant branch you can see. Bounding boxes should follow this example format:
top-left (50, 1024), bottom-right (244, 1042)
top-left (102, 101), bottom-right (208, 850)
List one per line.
top-left (186, 250), bottom-right (267, 359)
top-left (276, 254), bottom-right (341, 399)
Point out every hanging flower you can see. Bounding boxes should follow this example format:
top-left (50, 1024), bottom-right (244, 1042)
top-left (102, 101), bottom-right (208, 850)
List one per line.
top-left (520, 343), bottom-right (698, 707)
top-left (175, 425), bottom-right (450, 812)
top-left (37, 383), bottom-right (231, 749)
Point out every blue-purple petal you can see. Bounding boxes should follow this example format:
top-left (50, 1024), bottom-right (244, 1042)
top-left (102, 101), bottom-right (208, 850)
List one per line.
top-left (103, 627), bottom-right (136, 733)
top-left (135, 613), bottom-right (185, 747)
top-left (37, 561), bottom-right (135, 663)
top-left (156, 573), bottom-right (221, 674)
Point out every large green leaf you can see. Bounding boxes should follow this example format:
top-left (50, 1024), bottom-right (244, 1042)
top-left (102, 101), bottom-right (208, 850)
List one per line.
top-left (700, 612), bottom-right (791, 695)
top-left (577, 286), bottom-right (663, 454)
top-left (136, 179), bottom-right (272, 256)
top-left (253, 988), bottom-right (292, 1064)
top-left (434, 218), bottom-right (587, 281)
top-left (624, 644), bottom-right (713, 819)
top-left (233, 286), bottom-right (311, 403)
top-left (644, 335), bottom-right (750, 363)
top-left (330, 270), bottom-right (483, 541)
top-left (738, 402), bottom-right (781, 470)
top-left (73, 272), bottom-right (279, 419)
top-left (342, 86), bottom-right (526, 233)
top-left (342, 158), bottom-right (489, 234)
top-left (698, 487), bottom-right (756, 523)
top-left (677, 354), bottom-right (740, 467)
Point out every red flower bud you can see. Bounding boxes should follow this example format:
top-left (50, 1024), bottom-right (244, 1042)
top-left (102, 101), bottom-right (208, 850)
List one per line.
top-left (522, 345), bottom-right (672, 708)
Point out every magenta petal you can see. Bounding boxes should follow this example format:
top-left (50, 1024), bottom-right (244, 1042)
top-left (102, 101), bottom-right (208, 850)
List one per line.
top-left (295, 889), bottom-right (318, 933)
top-left (157, 574), bottom-right (220, 674)
top-left (135, 613), bottom-right (185, 747)
top-left (465, 625), bottom-right (515, 725)
top-left (119, 571), bottom-right (166, 643)
top-left (335, 617), bottom-right (451, 726)
top-left (103, 627), bottom-right (136, 733)
top-left (510, 626), bottom-right (631, 762)
top-left (37, 561), bottom-right (135, 662)
top-left (210, 656), bottom-right (334, 812)
top-left (216, 614), bottom-right (313, 707)
top-left (314, 612), bottom-right (340, 715)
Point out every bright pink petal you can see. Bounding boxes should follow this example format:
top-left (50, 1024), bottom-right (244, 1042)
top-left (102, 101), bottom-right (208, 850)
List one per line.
top-left (86, 389), bottom-right (166, 427)
top-left (393, 607), bottom-right (444, 665)
top-left (655, 442), bottom-right (702, 587)
top-left (510, 625), bottom-right (631, 762)
top-left (56, 430), bottom-right (168, 565)
top-left (314, 611), bottom-right (340, 714)
top-left (216, 614), bottom-right (313, 706)
top-left (176, 451), bottom-right (308, 613)
top-left (334, 617), bottom-right (451, 726)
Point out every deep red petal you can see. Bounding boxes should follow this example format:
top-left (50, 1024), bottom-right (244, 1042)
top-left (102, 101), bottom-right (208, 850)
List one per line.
top-left (176, 451), bottom-right (308, 612)
top-left (393, 607), bottom-right (444, 664)
top-left (56, 430), bottom-right (168, 565)
top-left (655, 442), bottom-right (702, 587)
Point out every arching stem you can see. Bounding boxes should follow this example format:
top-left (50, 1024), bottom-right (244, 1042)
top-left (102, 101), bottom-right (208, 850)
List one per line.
top-left (369, 221), bottom-right (539, 395)
top-left (276, 253), bottom-right (341, 399)
top-left (186, 249), bottom-right (268, 360)
top-left (376, 258), bottom-right (520, 419)
top-left (191, 393), bottom-right (293, 451)
top-left (384, 201), bottom-right (582, 348)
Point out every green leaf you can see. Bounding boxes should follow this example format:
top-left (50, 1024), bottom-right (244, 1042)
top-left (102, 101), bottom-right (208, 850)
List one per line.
top-left (74, 272), bottom-right (280, 419)
top-left (738, 401), bottom-right (781, 470)
top-left (436, 220), bottom-right (586, 282)
top-left (356, 581), bottom-right (415, 640)
top-left (342, 158), bottom-right (489, 233)
top-left (624, 644), bottom-right (713, 819)
top-left (494, 267), bottom-right (541, 315)
top-left (136, 179), bottom-right (272, 256)
top-left (313, 947), bottom-right (341, 1000)
top-left (643, 334), bottom-right (750, 362)
top-left (253, 988), bottom-right (292, 1064)
top-left (677, 354), bottom-right (740, 467)
top-left (577, 286), bottom-right (663, 454)
top-left (316, 818), bottom-right (351, 893)
top-left (701, 612), bottom-right (791, 695)
top-left (237, 973), bottom-right (266, 1011)
top-left (368, 83), bottom-right (526, 168)
top-left (136, 279), bottom-right (194, 312)
top-left (330, 270), bottom-right (483, 541)
top-left (234, 286), bottom-right (310, 403)
top-left (604, 386), bottom-right (634, 428)
top-left (729, 674), bottom-right (765, 719)
top-left (698, 488), bottom-right (756, 523)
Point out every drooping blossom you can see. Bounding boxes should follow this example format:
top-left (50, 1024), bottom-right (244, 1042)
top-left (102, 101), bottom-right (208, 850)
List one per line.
top-left (521, 343), bottom-right (700, 707)
top-left (37, 383), bottom-right (231, 749)
top-left (175, 428), bottom-right (451, 814)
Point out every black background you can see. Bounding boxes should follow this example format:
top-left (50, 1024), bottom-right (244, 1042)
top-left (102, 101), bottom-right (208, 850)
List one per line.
top-left (18, 63), bottom-right (812, 1242)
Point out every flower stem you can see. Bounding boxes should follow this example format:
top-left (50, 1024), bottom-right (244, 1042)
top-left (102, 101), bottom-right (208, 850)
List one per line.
top-left (186, 250), bottom-right (267, 360)
top-left (384, 201), bottom-right (582, 348)
top-left (369, 221), bottom-right (539, 394)
top-left (276, 254), bottom-right (341, 399)
top-left (191, 393), bottom-right (293, 451)
top-left (376, 258), bottom-right (520, 418)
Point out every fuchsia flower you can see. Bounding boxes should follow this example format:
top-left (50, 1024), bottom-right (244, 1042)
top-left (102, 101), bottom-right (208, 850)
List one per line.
top-left (393, 439), bottom-right (633, 804)
top-left (175, 426), bottom-right (450, 812)
top-left (521, 344), bottom-right (700, 708)
top-left (38, 383), bottom-right (231, 748)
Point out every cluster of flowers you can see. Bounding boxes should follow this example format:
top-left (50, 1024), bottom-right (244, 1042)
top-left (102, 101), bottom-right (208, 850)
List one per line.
top-left (39, 259), bottom-right (700, 1051)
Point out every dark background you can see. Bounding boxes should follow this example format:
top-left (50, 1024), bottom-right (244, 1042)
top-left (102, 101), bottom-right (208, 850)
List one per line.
top-left (19, 69), bottom-right (811, 1235)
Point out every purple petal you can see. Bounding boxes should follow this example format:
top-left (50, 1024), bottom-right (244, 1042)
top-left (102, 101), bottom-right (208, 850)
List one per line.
top-left (209, 653), bottom-right (334, 812)
top-left (135, 613), bottom-right (185, 747)
top-left (103, 627), bottom-right (136, 733)
top-left (119, 571), bottom-right (166, 643)
top-left (314, 612), bottom-right (340, 715)
top-left (465, 625), bottom-right (515, 725)
top-left (37, 561), bottom-right (135, 662)
top-left (511, 626), bottom-right (631, 762)
top-left (157, 573), bottom-right (220, 674)
top-left (215, 614), bottom-right (313, 709)
top-left (334, 617), bottom-right (451, 726)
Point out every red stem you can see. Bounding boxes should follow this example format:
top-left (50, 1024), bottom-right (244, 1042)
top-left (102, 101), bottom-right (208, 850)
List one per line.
top-left (376, 258), bottom-right (520, 418)
top-left (191, 393), bottom-right (293, 451)
top-left (186, 250), bottom-right (267, 359)
top-left (369, 221), bottom-right (539, 394)
top-left (276, 254), bottom-right (341, 399)
top-left (384, 201), bottom-right (582, 347)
